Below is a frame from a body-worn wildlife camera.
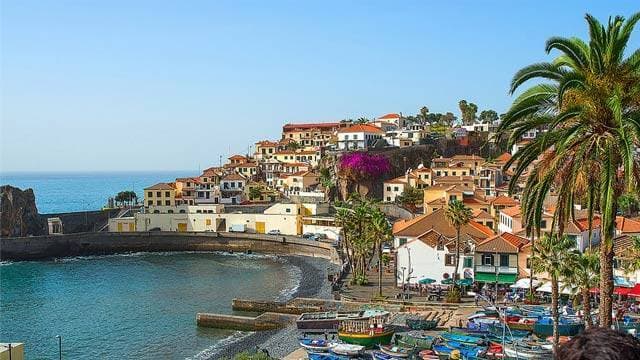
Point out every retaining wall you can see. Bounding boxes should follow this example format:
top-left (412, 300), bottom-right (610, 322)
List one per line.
top-left (196, 312), bottom-right (297, 330)
top-left (0, 232), bottom-right (335, 261)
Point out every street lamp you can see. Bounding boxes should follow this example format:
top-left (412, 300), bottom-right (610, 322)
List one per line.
top-left (55, 335), bottom-right (62, 360)
top-left (494, 247), bottom-right (499, 303)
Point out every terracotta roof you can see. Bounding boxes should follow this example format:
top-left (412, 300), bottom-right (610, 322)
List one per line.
top-left (614, 235), bottom-right (639, 257)
top-left (222, 173), bottom-right (246, 181)
top-left (501, 206), bottom-right (522, 218)
top-left (255, 140), bottom-right (278, 146)
top-left (495, 152), bottom-right (512, 163)
top-left (145, 182), bottom-right (175, 190)
top-left (473, 209), bottom-right (494, 220)
top-left (283, 122), bottom-right (341, 131)
top-left (337, 124), bottom-right (385, 134)
top-left (617, 216), bottom-right (640, 234)
top-left (463, 197), bottom-right (489, 205)
top-left (393, 209), bottom-right (493, 240)
top-left (385, 176), bottom-right (409, 185)
top-left (476, 232), bottom-right (529, 253)
top-left (229, 155), bottom-right (247, 160)
top-left (378, 113), bottom-right (400, 119)
top-left (491, 195), bottom-right (518, 207)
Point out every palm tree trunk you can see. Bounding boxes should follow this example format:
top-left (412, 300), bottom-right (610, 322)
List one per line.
top-left (529, 233), bottom-right (535, 298)
top-left (551, 275), bottom-right (559, 354)
top-left (453, 227), bottom-right (461, 286)
top-left (378, 240), bottom-right (383, 297)
top-left (582, 287), bottom-right (593, 329)
top-left (599, 245), bottom-right (614, 328)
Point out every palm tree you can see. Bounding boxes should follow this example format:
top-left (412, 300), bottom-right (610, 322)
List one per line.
top-left (444, 200), bottom-right (473, 286)
top-left (621, 235), bottom-right (640, 275)
top-left (497, 13), bottom-right (640, 328)
top-left (531, 234), bottom-right (575, 353)
top-left (370, 209), bottom-right (392, 297)
top-left (319, 167), bottom-right (335, 202)
top-left (566, 250), bottom-right (600, 329)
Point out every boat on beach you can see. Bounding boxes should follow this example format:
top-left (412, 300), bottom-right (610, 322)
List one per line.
top-left (329, 343), bottom-right (365, 356)
top-left (503, 342), bottom-right (552, 359)
top-left (338, 328), bottom-right (395, 348)
top-left (532, 319), bottom-right (584, 337)
top-left (299, 338), bottom-right (333, 352)
top-left (337, 311), bottom-right (394, 348)
top-left (307, 352), bottom-right (351, 360)
top-left (395, 331), bottom-right (435, 349)
top-left (406, 317), bottom-right (439, 330)
top-left (296, 311), bottom-right (366, 331)
top-left (378, 344), bottom-right (411, 358)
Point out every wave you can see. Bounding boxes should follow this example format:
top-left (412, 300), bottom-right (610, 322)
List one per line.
top-left (186, 331), bottom-right (255, 360)
top-left (53, 250), bottom-right (277, 263)
top-left (0, 260), bottom-right (15, 266)
top-left (276, 260), bottom-right (303, 302)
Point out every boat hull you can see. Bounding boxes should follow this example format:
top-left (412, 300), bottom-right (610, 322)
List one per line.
top-left (395, 332), bottom-right (434, 349)
top-left (338, 330), bottom-right (394, 348)
top-left (533, 323), bottom-right (584, 337)
top-left (406, 319), bottom-right (438, 330)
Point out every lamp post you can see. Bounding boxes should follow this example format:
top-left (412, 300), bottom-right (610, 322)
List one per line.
top-left (494, 247), bottom-right (499, 303)
top-left (400, 266), bottom-right (406, 299)
top-left (55, 335), bottom-right (62, 360)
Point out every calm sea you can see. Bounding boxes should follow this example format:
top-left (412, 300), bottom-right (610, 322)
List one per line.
top-left (0, 251), bottom-right (302, 359)
top-left (0, 171), bottom-right (195, 214)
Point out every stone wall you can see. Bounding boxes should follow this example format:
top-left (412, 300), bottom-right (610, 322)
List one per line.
top-left (0, 231), bottom-right (335, 261)
top-left (44, 209), bottom-right (122, 234)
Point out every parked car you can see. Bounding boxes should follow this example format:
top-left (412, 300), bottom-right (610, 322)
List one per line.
top-left (229, 224), bottom-right (247, 233)
top-left (267, 229), bottom-right (281, 235)
top-left (302, 233), bottom-right (315, 239)
top-left (314, 233), bottom-right (327, 239)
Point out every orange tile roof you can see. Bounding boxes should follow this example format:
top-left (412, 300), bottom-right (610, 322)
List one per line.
top-left (393, 209), bottom-right (493, 240)
top-left (222, 173), bottom-right (246, 181)
top-left (473, 209), bottom-right (494, 220)
top-left (617, 216), bottom-right (640, 234)
top-left (495, 152), bottom-right (512, 163)
top-left (501, 206), bottom-right (522, 218)
top-left (378, 113), bottom-right (400, 119)
top-left (283, 122), bottom-right (341, 131)
top-left (468, 221), bottom-right (496, 236)
top-left (476, 232), bottom-right (529, 253)
top-left (338, 124), bottom-right (385, 134)
top-left (491, 195), bottom-right (518, 206)
top-left (229, 155), bottom-right (247, 160)
top-left (145, 182), bottom-right (175, 190)
top-left (255, 140), bottom-right (279, 146)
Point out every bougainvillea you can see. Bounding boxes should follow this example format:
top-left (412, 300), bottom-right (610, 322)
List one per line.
top-left (338, 152), bottom-right (391, 180)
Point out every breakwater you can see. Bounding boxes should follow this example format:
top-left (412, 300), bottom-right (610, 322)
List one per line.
top-left (0, 231), bottom-right (337, 261)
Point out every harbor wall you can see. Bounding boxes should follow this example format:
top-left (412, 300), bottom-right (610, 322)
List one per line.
top-left (0, 232), bottom-right (336, 261)
top-left (196, 312), bottom-right (297, 331)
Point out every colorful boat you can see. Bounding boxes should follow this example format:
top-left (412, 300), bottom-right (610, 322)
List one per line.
top-left (506, 318), bottom-right (536, 332)
top-left (432, 342), bottom-right (484, 359)
top-left (329, 343), bottom-right (365, 356)
top-left (296, 311), bottom-right (366, 331)
top-left (532, 320), bottom-right (584, 337)
top-left (338, 328), bottom-right (395, 348)
top-left (307, 352), bottom-right (351, 360)
top-left (379, 344), bottom-right (411, 358)
top-left (395, 331), bottom-right (434, 349)
top-left (406, 318), bottom-right (439, 330)
top-left (372, 350), bottom-right (405, 360)
top-left (439, 332), bottom-right (485, 345)
top-left (299, 338), bottom-right (333, 352)
top-left (503, 343), bottom-right (552, 359)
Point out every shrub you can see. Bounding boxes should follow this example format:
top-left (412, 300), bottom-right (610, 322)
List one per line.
top-left (445, 287), bottom-right (462, 303)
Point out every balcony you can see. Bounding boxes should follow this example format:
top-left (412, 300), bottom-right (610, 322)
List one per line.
top-left (474, 265), bottom-right (518, 274)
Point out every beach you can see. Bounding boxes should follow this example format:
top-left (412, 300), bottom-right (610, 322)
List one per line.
top-left (212, 255), bottom-right (337, 359)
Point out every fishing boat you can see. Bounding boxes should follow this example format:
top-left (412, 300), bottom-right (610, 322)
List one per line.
top-left (505, 318), bottom-right (536, 332)
top-left (299, 338), bottom-right (333, 352)
top-left (329, 343), bottom-right (365, 356)
top-left (296, 311), bottom-right (366, 331)
top-left (307, 352), bottom-right (351, 360)
top-left (439, 332), bottom-right (485, 345)
top-left (417, 349), bottom-right (440, 360)
top-left (395, 331), bottom-right (435, 349)
top-left (372, 350), bottom-right (405, 360)
top-left (432, 342), bottom-right (485, 359)
top-left (338, 312), bottom-right (394, 348)
top-left (406, 317), bottom-right (439, 330)
top-left (379, 344), bottom-right (411, 358)
top-left (532, 319), bottom-right (584, 337)
top-left (503, 343), bottom-right (552, 359)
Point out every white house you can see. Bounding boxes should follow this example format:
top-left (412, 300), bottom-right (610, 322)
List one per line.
top-left (377, 113), bottom-right (406, 128)
top-left (393, 209), bottom-right (495, 285)
top-left (337, 124), bottom-right (385, 150)
top-left (220, 173), bottom-right (246, 204)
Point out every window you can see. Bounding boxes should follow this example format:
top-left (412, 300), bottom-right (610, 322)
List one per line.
top-left (386, 186), bottom-right (391, 191)
top-left (147, 200), bottom-right (152, 205)
top-left (206, 219), bottom-right (212, 226)
top-left (344, 135), bottom-right (349, 140)
top-left (445, 254), bottom-right (456, 266)
top-left (167, 210), bottom-right (174, 214)
top-left (452, 171), bottom-right (457, 176)
top-left (437, 238), bottom-right (444, 251)
top-left (286, 208), bottom-right (291, 213)
top-left (399, 238), bottom-right (407, 246)
top-left (394, 186), bottom-right (399, 191)
top-left (449, 195), bottom-right (457, 201)
top-left (156, 191), bottom-right (161, 197)
top-left (486, 221), bottom-right (493, 229)
top-left (463, 257), bottom-right (473, 268)
top-left (353, 134), bottom-right (358, 140)
top-left (156, 200), bottom-right (161, 206)
top-left (540, 220), bottom-right (547, 229)
top-left (500, 254), bottom-right (509, 267)
top-left (526, 257), bottom-right (531, 269)
top-left (179, 209), bottom-right (186, 214)
top-left (482, 254), bottom-right (494, 266)
top-left (386, 197), bottom-right (391, 201)
top-left (165, 200), bottom-right (170, 206)
top-left (147, 191), bottom-right (152, 198)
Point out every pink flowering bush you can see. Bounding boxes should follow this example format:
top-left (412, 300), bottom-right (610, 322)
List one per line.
top-left (338, 152), bottom-right (391, 181)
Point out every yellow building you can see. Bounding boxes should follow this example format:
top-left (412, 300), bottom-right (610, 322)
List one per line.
top-left (144, 183), bottom-right (176, 207)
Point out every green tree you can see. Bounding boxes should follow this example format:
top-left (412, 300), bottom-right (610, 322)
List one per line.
top-left (248, 186), bottom-right (263, 200)
top-left (285, 141), bottom-right (301, 151)
top-left (497, 12), bottom-right (640, 328)
top-left (355, 117), bottom-right (369, 124)
top-left (441, 112), bottom-right (458, 127)
top-left (532, 234), bottom-right (575, 353)
top-left (479, 109), bottom-right (499, 124)
top-left (115, 191), bottom-right (137, 206)
top-left (319, 167), bottom-right (335, 201)
top-left (458, 100), bottom-right (478, 125)
top-left (621, 236), bottom-right (640, 275)
top-left (370, 209), bottom-right (392, 297)
top-left (444, 200), bottom-right (473, 288)
top-left (416, 106), bottom-right (430, 126)
top-left (396, 185), bottom-right (423, 213)
top-left (566, 250), bottom-right (600, 329)
top-left (619, 193), bottom-right (639, 216)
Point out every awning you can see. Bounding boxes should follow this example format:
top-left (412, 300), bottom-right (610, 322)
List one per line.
top-left (510, 278), bottom-right (542, 289)
top-left (418, 277), bottom-right (436, 285)
top-left (474, 272), bottom-right (517, 284)
top-left (628, 284), bottom-right (640, 298)
top-left (590, 286), bottom-right (636, 296)
top-left (536, 281), bottom-right (575, 295)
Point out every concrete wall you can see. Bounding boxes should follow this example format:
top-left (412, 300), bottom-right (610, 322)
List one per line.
top-left (0, 231), bottom-right (335, 261)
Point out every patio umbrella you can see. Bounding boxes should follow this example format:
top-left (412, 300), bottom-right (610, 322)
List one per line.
top-left (457, 278), bottom-right (473, 286)
top-left (510, 278), bottom-right (541, 289)
top-left (441, 278), bottom-right (454, 285)
top-left (536, 281), bottom-right (574, 295)
top-left (628, 284), bottom-right (640, 298)
top-left (418, 277), bottom-right (436, 285)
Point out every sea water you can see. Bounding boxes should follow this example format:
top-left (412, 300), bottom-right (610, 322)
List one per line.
top-left (0, 171), bottom-right (195, 213)
top-left (0, 251), bottom-right (302, 359)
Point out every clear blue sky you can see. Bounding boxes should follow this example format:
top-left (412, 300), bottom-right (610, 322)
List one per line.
top-left (1, 1), bottom-right (636, 172)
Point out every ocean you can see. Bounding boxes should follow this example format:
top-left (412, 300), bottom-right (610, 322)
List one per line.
top-left (0, 251), bottom-right (302, 359)
top-left (0, 171), bottom-right (195, 214)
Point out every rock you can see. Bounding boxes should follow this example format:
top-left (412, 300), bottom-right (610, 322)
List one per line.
top-left (0, 185), bottom-right (46, 237)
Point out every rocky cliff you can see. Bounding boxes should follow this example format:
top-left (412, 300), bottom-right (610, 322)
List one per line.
top-left (1, 185), bottom-right (46, 237)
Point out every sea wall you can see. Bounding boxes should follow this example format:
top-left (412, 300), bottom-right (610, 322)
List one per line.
top-left (0, 232), bottom-right (336, 261)
top-left (196, 312), bottom-right (297, 331)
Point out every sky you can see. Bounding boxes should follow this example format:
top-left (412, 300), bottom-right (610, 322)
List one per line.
top-left (1, 1), bottom-right (637, 172)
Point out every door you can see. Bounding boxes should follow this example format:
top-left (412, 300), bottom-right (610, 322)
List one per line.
top-left (117, 223), bottom-right (123, 232)
top-left (177, 223), bottom-right (187, 232)
top-left (256, 222), bottom-right (265, 234)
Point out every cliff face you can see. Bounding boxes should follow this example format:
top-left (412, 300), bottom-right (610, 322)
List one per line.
top-left (0, 185), bottom-right (46, 237)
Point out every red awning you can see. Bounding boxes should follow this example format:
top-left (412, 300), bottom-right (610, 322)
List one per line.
top-left (614, 287), bottom-right (633, 296)
top-left (629, 284), bottom-right (640, 298)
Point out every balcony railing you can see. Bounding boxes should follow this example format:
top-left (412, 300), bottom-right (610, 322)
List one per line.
top-left (475, 265), bottom-right (518, 274)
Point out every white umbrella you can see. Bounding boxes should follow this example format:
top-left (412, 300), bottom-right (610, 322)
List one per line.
top-left (536, 281), bottom-right (574, 295)
top-left (510, 278), bottom-right (542, 289)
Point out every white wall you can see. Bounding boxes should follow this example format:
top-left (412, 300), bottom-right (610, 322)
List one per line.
top-left (396, 240), bottom-right (474, 286)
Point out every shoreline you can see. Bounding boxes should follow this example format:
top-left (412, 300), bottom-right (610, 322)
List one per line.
top-left (211, 255), bottom-right (336, 359)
